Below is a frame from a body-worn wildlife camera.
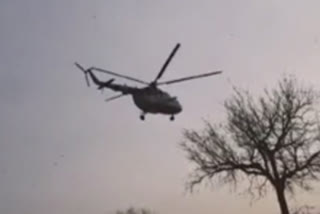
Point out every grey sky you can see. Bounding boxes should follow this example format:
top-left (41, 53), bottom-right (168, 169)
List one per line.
top-left (1, 0), bottom-right (320, 213)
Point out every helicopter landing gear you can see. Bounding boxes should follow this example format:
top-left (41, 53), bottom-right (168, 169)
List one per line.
top-left (170, 115), bottom-right (175, 121)
top-left (140, 113), bottom-right (146, 121)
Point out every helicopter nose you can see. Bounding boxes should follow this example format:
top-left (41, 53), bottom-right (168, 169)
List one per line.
top-left (173, 100), bottom-right (182, 113)
top-left (177, 104), bottom-right (182, 113)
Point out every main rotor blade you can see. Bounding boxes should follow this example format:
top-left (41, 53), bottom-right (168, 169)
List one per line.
top-left (157, 70), bottom-right (222, 85)
top-left (105, 94), bottom-right (127, 102)
top-left (91, 67), bottom-right (149, 85)
top-left (154, 43), bottom-right (181, 82)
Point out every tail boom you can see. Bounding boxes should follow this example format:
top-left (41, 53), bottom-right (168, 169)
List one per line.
top-left (75, 62), bottom-right (138, 95)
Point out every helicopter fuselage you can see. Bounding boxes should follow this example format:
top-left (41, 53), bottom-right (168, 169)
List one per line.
top-left (132, 87), bottom-right (182, 115)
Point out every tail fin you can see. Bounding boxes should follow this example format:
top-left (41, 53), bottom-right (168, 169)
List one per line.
top-left (98, 79), bottom-right (115, 90)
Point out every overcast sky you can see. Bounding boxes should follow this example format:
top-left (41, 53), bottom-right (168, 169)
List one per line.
top-left (1, 0), bottom-right (320, 214)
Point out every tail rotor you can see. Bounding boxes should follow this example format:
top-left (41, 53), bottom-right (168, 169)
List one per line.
top-left (75, 62), bottom-right (90, 87)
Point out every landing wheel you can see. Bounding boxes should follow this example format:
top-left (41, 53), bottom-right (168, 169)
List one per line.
top-left (170, 115), bottom-right (175, 121)
top-left (140, 114), bottom-right (145, 121)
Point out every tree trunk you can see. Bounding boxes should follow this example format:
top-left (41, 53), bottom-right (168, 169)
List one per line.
top-left (275, 185), bottom-right (290, 214)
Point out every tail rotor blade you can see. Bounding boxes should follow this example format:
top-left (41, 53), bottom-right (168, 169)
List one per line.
top-left (75, 62), bottom-right (90, 87)
top-left (85, 73), bottom-right (90, 87)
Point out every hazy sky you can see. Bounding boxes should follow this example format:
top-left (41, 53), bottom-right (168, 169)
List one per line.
top-left (1, 0), bottom-right (320, 214)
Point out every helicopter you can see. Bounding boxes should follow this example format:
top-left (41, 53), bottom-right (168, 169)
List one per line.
top-left (75, 43), bottom-right (222, 121)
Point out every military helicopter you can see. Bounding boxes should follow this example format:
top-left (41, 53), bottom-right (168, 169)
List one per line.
top-left (75, 43), bottom-right (222, 121)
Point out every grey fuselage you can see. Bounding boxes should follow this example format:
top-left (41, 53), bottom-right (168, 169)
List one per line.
top-left (132, 87), bottom-right (182, 115)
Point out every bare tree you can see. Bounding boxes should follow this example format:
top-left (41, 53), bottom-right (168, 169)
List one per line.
top-left (115, 207), bottom-right (154, 214)
top-left (181, 77), bottom-right (320, 214)
top-left (292, 205), bottom-right (316, 214)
